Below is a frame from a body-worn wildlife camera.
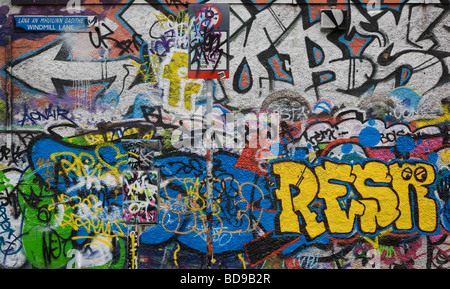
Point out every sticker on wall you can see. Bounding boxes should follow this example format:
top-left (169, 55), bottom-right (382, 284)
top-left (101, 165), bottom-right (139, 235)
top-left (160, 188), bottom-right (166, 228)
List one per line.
top-left (122, 170), bottom-right (160, 224)
top-left (188, 3), bottom-right (230, 79)
top-left (122, 139), bottom-right (161, 171)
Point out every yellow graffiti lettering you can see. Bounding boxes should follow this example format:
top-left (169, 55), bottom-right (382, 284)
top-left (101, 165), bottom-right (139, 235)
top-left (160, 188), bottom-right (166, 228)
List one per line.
top-left (154, 10), bottom-right (188, 32)
top-left (440, 149), bottom-right (450, 166)
top-left (270, 160), bottom-right (438, 240)
top-left (131, 57), bottom-right (158, 85)
top-left (49, 143), bottom-right (127, 185)
top-left (160, 176), bottom-right (265, 237)
top-left (389, 162), bottom-right (437, 233)
top-left (271, 161), bottom-right (325, 239)
top-left (315, 161), bottom-right (364, 235)
top-left (162, 51), bottom-right (202, 111)
top-left (352, 162), bottom-right (400, 234)
top-left (49, 194), bottom-right (126, 242)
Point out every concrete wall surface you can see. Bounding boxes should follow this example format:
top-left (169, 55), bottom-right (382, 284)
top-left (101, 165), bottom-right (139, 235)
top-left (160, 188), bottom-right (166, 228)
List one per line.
top-left (1, 0), bottom-right (450, 269)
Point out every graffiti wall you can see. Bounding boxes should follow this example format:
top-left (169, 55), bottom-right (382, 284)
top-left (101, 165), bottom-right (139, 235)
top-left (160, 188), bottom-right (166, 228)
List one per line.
top-left (1, 0), bottom-right (450, 269)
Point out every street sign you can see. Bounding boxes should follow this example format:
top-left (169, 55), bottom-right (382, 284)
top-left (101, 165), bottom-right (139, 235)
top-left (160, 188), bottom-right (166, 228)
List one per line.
top-left (188, 4), bottom-right (230, 79)
top-left (15, 15), bottom-right (98, 32)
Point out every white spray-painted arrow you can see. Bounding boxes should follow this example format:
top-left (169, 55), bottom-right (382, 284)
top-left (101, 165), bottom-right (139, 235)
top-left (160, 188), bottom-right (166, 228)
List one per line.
top-left (6, 37), bottom-right (139, 96)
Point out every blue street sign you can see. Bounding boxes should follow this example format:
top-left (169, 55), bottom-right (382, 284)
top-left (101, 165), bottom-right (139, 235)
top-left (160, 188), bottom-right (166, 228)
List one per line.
top-left (15, 15), bottom-right (98, 32)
